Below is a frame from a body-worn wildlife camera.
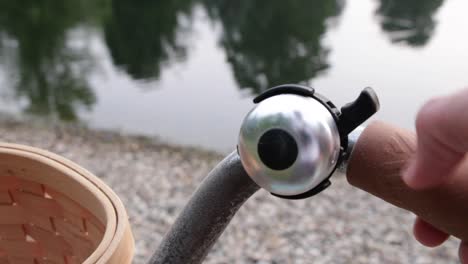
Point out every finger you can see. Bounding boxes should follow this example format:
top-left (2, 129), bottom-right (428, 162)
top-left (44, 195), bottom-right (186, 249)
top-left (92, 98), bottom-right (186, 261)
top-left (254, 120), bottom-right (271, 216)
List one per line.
top-left (413, 217), bottom-right (450, 247)
top-left (459, 241), bottom-right (468, 264)
top-left (403, 88), bottom-right (468, 189)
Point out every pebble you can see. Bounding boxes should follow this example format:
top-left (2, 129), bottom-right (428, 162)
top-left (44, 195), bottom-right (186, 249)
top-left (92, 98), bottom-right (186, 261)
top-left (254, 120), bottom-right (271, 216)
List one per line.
top-left (0, 116), bottom-right (459, 263)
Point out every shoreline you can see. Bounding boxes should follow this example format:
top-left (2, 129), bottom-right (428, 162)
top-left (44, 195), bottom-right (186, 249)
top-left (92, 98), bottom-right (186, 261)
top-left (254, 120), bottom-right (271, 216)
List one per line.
top-left (0, 113), bottom-right (223, 159)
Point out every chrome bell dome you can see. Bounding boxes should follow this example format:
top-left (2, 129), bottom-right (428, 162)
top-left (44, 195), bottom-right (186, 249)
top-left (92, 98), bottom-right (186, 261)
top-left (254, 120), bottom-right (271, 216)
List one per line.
top-left (238, 84), bottom-right (379, 199)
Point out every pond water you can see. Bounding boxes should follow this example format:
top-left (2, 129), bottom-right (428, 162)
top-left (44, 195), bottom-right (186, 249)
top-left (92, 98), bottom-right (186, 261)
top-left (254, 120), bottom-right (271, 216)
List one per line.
top-left (0, 0), bottom-right (467, 153)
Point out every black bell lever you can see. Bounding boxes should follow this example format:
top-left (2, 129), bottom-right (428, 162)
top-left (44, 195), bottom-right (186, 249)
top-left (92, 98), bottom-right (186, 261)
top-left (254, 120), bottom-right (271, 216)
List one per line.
top-left (338, 87), bottom-right (380, 138)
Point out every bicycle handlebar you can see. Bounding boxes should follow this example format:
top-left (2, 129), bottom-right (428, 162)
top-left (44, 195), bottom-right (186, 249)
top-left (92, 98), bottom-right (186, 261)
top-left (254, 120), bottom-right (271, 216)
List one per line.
top-left (148, 152), bottom-right (260, 264)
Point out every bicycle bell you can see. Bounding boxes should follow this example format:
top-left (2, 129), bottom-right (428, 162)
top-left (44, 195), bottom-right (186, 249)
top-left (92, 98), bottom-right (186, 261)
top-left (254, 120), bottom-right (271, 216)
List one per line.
top-left (238, 84), bottom-right (379, 199)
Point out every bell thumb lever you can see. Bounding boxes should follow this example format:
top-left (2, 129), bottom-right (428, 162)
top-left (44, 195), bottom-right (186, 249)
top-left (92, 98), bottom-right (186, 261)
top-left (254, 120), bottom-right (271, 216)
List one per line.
top-left (338, 87), bottom-right (380, 137)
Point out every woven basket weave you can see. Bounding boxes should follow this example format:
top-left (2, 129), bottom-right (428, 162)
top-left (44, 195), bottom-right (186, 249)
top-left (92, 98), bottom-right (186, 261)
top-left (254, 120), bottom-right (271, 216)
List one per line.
top-left (0, 143), bottom-right (134, 264)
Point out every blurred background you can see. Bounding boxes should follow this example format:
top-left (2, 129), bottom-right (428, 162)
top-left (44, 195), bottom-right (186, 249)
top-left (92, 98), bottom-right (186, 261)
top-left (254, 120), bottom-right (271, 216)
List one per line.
top-left (0, 0), bottom-right (467, 263)
top-left (0, 0), bottom-right (466, 153)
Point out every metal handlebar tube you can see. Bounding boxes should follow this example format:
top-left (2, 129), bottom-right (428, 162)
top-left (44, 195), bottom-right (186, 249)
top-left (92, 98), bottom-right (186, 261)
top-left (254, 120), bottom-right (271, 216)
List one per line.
top-left (148, 152), bottom-right (260, 264)
top-left (149, 85), bottom-right (379, 263)
top-left (336, 126), bottom-right (364, 174)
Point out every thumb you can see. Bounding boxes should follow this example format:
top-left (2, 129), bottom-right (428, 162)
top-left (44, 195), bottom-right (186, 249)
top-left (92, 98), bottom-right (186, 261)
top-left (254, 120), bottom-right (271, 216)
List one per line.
top-left (403, 88), bottom-right (468, 189)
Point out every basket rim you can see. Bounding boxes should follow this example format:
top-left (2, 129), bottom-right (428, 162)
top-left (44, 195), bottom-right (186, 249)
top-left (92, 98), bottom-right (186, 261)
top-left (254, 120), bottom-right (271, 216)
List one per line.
top-left (0, 143), bottom-right (134, 263)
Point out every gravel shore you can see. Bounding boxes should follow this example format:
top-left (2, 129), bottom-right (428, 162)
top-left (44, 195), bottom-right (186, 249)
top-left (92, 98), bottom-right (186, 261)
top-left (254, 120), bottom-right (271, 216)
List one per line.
top-left (0, 116), bottom-right (459, 263)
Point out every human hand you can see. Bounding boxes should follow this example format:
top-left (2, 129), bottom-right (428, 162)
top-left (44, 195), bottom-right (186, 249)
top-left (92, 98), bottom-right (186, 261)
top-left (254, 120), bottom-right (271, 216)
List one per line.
top-left (403, 88), bottom-right (468, 263)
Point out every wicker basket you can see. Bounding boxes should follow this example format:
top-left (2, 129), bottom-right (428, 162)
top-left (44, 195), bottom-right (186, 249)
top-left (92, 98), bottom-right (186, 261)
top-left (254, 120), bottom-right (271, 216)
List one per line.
top-left (0, 143), bottom-right (134, 264)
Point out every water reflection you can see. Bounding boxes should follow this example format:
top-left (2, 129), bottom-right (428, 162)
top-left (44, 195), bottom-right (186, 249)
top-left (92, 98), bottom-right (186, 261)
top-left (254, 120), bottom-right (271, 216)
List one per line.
top-left (0, 0), bottom-right (105, 121)
top-left (203, 0), bottom-right (345, 94)
top-left (0, 0), bottom-right (448, 123)
top-left (376, 0), bottom-right (445, 46)
top-left (104, 0), bottom-right (196, 80)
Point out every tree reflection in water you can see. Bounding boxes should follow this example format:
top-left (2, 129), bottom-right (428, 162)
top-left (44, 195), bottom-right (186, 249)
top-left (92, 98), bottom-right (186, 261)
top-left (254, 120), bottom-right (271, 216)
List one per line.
top-left (202, 0), bottom-right (345, 94)
top-left (104, 0), bottom-right (196, 80)
top-left (0, 0), bottom-right (107, 121)
top-left (376, 0), bottom-right (444, 47)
